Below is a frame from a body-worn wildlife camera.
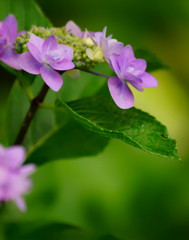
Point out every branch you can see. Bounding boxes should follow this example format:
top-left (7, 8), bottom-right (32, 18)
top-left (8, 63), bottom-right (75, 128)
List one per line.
top-left (14, 84), bottom-right (49, 145)
top-left (77, 68), bottom-right (111, 78)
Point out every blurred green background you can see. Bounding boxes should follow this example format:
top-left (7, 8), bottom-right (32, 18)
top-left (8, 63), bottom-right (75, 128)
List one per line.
top-left (0, 0), bottom-right (189, 239)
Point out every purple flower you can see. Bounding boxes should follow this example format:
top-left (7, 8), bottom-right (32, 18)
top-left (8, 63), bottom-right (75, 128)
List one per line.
top-left (0, 14), bottom-right (21, 70)
top-left (108, 45), bottom-right (158, 109)
top-left (19, 34), bottom-right (75, 91)
top-left (0, 144), bottom-right (36, 211)
top-left (87, 27), bottom-right (124, 62)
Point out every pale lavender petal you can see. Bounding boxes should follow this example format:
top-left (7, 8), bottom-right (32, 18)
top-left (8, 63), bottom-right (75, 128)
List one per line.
top-left (109, 54), bottom-right (121, 79)
top-left (29, 34), bottom-right (44, 53)
top-left (129, 82), bottom-right (144, 92)
top-left (18, 52), bottom-right (41, 74)
top-left (94, 32), bottom-right (103, 46)
top-left (118, 45), bottom-right (135, 69)
top-left (42, 35), bottom-right (58, 54)
top-left (0, 167), bottom-right (7, 185)
top-left (60, 45), bottom-right (74, 61)
top-left (0, 47), bottom-right (21, 70)
top-left (17, 30), bottom-right (27, 37)
top-left (127, 59), bottom-right (147, 76)
top-left (108, 40), bottom-right (124, 55)
top-left (108, 77), bottom-right (134, 109)
top-left (50, 59), bottom-right (75, 71)
top-left (15, 196), bottom-right (26, 211)
top-left (101, 37), bottom-right (124, 60)
top-left (65, 20), bottom-right (83, 38)
top-left (1, 14), bottom-right (17, 43)
top-left (27, 42), bottom-right (42, 63)
top-left (40, 65), bottom-right (63, 91)
top-left (139, 72), bottom-right (158, 88)
top-left (5, 146), bottom-right (26, 168)
top-left (45, 45), bottom-right (74, 65)
top-left (20, 165), bottom-right (36, 176)
top-left (124, 72), bottom-right (142, 83)
top-left (102, 26), bottom-right (107, 37)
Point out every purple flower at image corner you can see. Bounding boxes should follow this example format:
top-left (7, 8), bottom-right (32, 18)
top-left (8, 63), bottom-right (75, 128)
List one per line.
top-left (108, 45), bottom-right (158, 109)
top-left (18, 34), bottom-right (75, 91)
top-left (0, 14), bottom-right (22, 70)
top-left (0, 144), bottom-right (36, 211)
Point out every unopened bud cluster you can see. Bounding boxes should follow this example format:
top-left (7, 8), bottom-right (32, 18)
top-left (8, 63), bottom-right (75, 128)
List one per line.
top-left (14, 26), bottom-right (100, 69)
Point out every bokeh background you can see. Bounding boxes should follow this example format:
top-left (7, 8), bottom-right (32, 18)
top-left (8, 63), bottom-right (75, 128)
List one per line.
top-left (0, 0), bottom-right (189, 239)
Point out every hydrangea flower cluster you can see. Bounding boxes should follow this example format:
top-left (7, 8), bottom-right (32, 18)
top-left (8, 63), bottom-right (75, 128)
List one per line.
top-left (0, 144), bottom-right (35, 211)
top-left (0, 14), bottom-right (158, 108)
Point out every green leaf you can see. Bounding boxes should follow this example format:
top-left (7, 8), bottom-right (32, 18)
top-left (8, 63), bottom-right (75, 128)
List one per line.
top-left (26, 120), bottom-right (109, 165)
top-left (0, 0), bottom-right (52, 31)
top-left (4, 222), bottom-right (93, 240)
top-left (56, 96), bottom-right (179, 160)
top-left (5, 82), bottom-right (109, 165)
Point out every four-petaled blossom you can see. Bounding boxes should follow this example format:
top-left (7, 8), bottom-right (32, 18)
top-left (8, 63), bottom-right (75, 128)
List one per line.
top-left (0, 144), bottom-right (36, 211)
top-left (86, 27), bottom-right (124, 62)
top-left (18, 34), bottom-right (75, 91)
top-left (108, 45), bottom-right (158, 109)
top-left (0, 14), bottom-right (21, 70)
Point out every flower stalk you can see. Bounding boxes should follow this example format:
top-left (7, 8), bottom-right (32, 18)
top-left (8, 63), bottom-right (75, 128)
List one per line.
top-left (14, 83), bottom-right (49, 145)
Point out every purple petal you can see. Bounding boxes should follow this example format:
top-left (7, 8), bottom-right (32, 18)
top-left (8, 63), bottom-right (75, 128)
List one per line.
top-left (129, 82), bottom-right (144, 92)
top-left (27, 43), bottom-right (42, 63)
top-left (20, 164), bottom-right (36, 176)
top-left (18, 52), bottom-right (41, 74)
top-left (127, 59), bottom-right (146, 76)
top-left (42, 35), bottom-right (58, 54)
top-left (109, 54), bottom-right (121, 79)
top-left (50, 59), bottom-right (75, 71)
top-left (15, 196), bottom-right (26, 211)
top-left (1, 14), bottom-right (17, 43)
top-left (118, 45), bottom-right (135, 68)
top-left (139, 72), bottom-right (158, 88)
top-left (40, 65), bottom-right (63, 91)
top-left (94, 32), bottom-right (103, 46)
top-left (124, 72), bottom-right (142, 83)
top-left (108, 40), bottom-right (124, 55)
top-left (101, 38), bottom-right (124, 60)
top-left (5, 146), bottom-right (26, 168)
top-left (17, 30), bottom-right (27, 37)
top-left (0, 47), bottom-right (21, 70)
top-left (45, 44), bottom-right (74, 65)
top-left (94, 27), bottom-right (107, 45)
top-left (108, 77), bottom-right (134, 109)
top-left (65, 20), bottom-right (83, 38)
top-left (29, 34), bottom-right (44, 53)
top-left (60, 45), bottom-right (74, 61)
